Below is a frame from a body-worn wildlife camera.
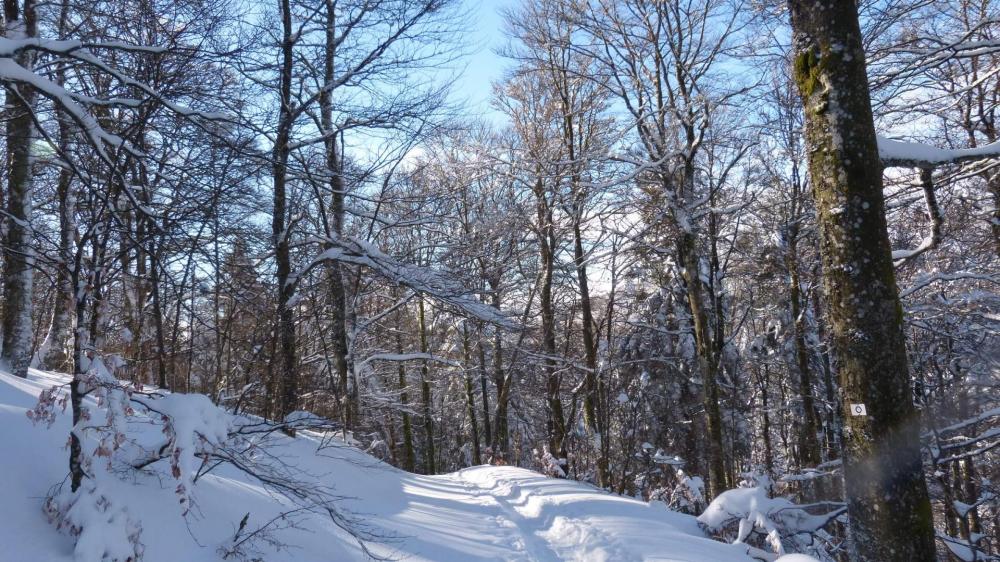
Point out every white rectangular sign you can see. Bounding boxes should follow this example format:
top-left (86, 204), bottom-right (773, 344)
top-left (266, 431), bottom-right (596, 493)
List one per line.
top-left (849, 403), bottom-right (867, 416)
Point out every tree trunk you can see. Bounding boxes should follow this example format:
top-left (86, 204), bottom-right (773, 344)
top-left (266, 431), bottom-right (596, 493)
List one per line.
top-left (272, 0), bottom-right (297, 427)
top-left (573, 219), bottom-right (602, 481)
top-left (396, 331), bottom-right (415, 472)
top-left (40, 126), bottom-right (75, 372)
top-left (70, 276), bottom-right (87, 492)
top-left (462, 326), bottom-right (482, 465)
top-left (788, 0), bottom-right (935, 558)
top-left (320, 0), bottom-right (354, 430)
top-left (477, 335), bottom-right (492, 449)
top-left (786, 235), bottom-right (822, 470)
top-left (150, 238), bottom-right (168, 389)
top-left (760, 365), bottom-right (775, 478)
top-left (677, 231), bottom-right (728, 500)
top-left (418, 297), bottom-right (435, 474)
top-left (490, 277), bottom-right (509, 459)
top-left (1, 0), bottom-right (39, 378)
top-left (534, 178), bottom-right (565, 462)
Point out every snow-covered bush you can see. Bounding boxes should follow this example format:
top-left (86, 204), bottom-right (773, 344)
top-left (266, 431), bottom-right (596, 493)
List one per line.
top-left (44, 478), bottom-right (144, 562)
top-left (28, 356), bottom-right (232, 560)
top-left (697, 481), bottom-right (845, 561)
top-left (667, 470), bottom-right (706, 515)
top-left (535, 446), bottom-right (567, 478)
top-left (144, 393), bottom-right (231, 514)
top-left (27, 357), bottom-right (373, 562)
top-left (647, 468), bottom-right (706, 515)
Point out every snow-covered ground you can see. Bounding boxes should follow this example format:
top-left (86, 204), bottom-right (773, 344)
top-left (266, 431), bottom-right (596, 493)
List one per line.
top-left (0, 368), bottom-right (760, 561)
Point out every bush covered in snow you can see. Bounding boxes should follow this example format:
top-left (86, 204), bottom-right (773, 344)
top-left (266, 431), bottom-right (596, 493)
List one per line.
top-left (697, 476), bottom-right (845, 561)
top-left (25, 356), bottom-right (366, 561)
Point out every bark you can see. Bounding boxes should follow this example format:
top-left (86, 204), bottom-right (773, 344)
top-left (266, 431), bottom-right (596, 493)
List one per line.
top-left (150, 239), bottom-right (168, 389)
top-left (1, 0), bottom-right (39, 378)
top-left (572, 220), bottom-right (600, 431)
top-left (38, 0), bottom-right (75, 372)
top-left (477, 336), bottom-right (492, 448)
top-left (676, 229), bottom-right (728, 500)
top-left (489, 277), bottom-right (509, 458)
top-left (70, 281), bottom-right (87, 492)
top-left (558, 74), bottom-right (599, 438)
top-left (760, 365), bottom-right (775, 478)
top-left (67, 193), bottom-right (112, 491)
top-left (40, 124), bottom-right (75, 372)
top-left (788, 0), bottom-right (935, 558)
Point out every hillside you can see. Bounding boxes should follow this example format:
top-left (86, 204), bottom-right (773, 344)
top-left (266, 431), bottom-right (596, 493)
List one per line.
top-left (0, 368), bottom-right (759, 562)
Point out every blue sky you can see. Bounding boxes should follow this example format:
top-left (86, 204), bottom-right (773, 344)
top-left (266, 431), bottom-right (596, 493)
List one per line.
top-left (454, 0), bottom-right (520, 123)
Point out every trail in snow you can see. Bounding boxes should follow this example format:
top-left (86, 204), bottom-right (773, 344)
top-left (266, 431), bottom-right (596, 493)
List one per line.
top-left (0, 369), bottom-right (755, 561)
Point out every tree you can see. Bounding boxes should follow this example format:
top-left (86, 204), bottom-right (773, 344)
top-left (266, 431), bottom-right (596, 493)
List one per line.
top-left (504, 0), bottom-right (616, 485)
top-left (574, 0), bottom-right (751, 500)
top-left (787, 0), bottom-right (935, 559)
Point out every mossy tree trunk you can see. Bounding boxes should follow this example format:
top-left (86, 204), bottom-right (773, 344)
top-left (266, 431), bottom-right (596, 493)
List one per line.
top-left (787, 0), bottom-right (935, 559)
top-left (677, 231), bottom-right (728, 500)
top-left (673, 158), bottom-right (728, 500)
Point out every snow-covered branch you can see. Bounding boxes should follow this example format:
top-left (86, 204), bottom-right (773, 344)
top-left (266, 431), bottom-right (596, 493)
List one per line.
top-left (879, 136), bottom-right (1000, 169)
top-left (301, 236), bottom-right (517, 329)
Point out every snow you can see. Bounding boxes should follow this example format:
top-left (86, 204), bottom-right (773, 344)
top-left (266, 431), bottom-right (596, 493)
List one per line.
top-left (0, 368), bottom-right (755, 561)
top-left (146, 392), bottom-right (231, 513)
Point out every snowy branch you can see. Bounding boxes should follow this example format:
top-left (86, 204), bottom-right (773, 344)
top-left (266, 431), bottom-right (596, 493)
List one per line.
top-left (879, 136), bottom-right (1000, 168)
top-left (300, 236), bottom-right (518, 329)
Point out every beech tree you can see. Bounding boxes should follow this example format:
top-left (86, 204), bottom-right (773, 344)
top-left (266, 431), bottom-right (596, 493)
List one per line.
top-left (787, 0), bottom-right (936, 558)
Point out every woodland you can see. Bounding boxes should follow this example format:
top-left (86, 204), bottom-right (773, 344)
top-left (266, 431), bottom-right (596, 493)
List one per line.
top-left (0, 0), bottom-right (998, 560)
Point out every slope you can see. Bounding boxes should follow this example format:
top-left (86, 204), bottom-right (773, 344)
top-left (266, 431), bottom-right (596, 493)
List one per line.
top-left (0, 368), bottom-right (756, 561)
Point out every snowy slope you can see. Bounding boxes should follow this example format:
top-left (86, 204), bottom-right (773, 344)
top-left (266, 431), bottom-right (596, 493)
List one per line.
top-left (0, 369), bottom-right (757, 562)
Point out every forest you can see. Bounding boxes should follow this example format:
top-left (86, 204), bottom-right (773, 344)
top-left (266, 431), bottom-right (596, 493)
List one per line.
top-left (0, 0), bottom-right (998, 560)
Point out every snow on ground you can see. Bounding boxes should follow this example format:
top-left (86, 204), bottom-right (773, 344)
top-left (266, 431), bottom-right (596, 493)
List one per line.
top-left (0, 368), bottom-right (757, 561)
